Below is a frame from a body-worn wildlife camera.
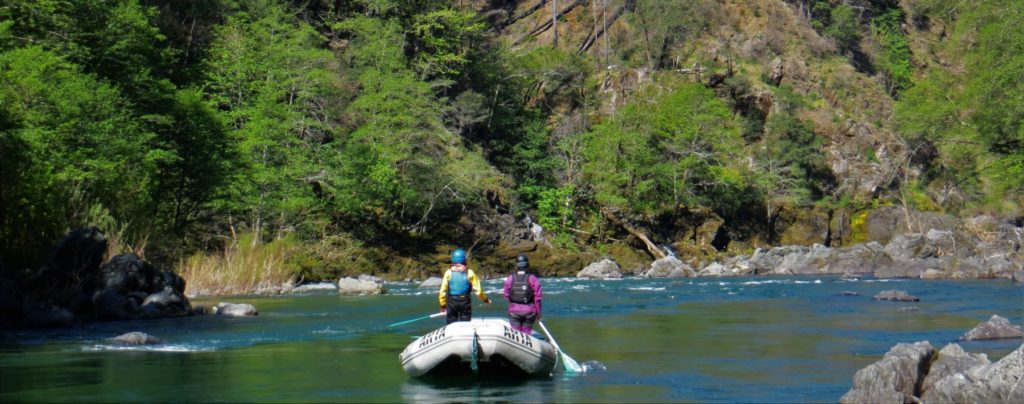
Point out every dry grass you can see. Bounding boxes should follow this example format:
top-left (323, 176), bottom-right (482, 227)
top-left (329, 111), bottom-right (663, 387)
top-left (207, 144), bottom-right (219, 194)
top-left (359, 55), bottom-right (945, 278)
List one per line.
top-left (176, 231), bottom-right (298, 297)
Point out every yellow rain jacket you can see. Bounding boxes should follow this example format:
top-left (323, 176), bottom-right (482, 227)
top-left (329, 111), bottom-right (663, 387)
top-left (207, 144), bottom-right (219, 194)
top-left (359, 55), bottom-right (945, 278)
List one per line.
top-left (438, 264), bottom-right (489, 308)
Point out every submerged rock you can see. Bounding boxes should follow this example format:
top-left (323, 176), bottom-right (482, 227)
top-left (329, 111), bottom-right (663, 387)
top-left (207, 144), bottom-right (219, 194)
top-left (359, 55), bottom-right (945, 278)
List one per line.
top-left (111, 332), bottom-right (163, 345)
top-left (211, 302), bottom-right (258, 316)
top-left (959, 315), bottom-right (1024, 341)
top-left (576, 259), bottom-right (622, 279)
top-left (873, 290), bottom-right (920, 302)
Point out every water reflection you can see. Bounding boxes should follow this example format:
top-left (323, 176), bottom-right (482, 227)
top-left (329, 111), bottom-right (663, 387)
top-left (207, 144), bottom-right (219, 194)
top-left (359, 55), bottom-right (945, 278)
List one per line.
top-left (402, 375), bottom-right (554, 403)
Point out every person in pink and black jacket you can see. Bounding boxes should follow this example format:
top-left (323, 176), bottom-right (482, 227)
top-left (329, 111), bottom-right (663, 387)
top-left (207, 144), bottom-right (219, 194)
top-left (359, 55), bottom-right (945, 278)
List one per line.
top-left (502, 254), bottom-right (542, 333)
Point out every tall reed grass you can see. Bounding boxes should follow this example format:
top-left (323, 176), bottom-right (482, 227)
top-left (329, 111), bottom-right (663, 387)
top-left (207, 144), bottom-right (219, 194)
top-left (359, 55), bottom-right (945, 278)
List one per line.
top-left (177, 231), bottom-right (298, 297)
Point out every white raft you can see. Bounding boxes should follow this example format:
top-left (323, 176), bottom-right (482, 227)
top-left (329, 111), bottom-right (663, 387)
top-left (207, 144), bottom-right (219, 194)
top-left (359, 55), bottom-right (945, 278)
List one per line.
top-left (400, 318), bottom-right (557, 377)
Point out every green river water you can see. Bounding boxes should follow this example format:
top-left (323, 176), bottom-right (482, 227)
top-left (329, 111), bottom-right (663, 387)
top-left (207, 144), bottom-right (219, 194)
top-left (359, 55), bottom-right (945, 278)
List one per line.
top-left (1, 276), bottom-right (1021, 402)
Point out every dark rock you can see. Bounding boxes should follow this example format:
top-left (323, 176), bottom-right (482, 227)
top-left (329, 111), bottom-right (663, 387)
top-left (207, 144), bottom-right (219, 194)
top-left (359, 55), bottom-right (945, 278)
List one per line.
top-left (840, 341), bottom-right (936, 404)
top-left (99, 253), bottom-right (156, 293)
top-left (111, 332), bottom-right (163, 345)
top-left (959, 315), bottom-right (1024, 341)
top-left (19, 303), bottom-right (74, 328)
top-left (840, 291), bottom-right (860, 296)
top-left (922, 343), bottom-right (1024, 403)
top-left (873, 290), bottom-right (920, 302)
top-left (93, 289), bottom-right (138, 321)
top-left (212, 302), bottom-right (258, 316)
top-left (26, 227), bottom-right (107, 305)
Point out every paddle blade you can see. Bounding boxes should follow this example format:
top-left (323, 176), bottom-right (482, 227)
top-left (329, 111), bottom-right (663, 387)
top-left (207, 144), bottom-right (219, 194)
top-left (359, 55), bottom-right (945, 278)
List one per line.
top-left (560, 352), bottom-right (584, 373)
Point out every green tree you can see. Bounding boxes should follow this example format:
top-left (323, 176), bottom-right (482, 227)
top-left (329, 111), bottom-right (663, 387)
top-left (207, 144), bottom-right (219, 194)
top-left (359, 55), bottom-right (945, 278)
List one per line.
top-left (0, 45), bottom-right (155, 267)
top-left (582, 82), bottom-right (745, 217)
top-left (871, 8), bottom-right (913, 96)
top-left (827, 4), bottom-right (861, 53)
top-left (204, 3), bottom-right (340, 236)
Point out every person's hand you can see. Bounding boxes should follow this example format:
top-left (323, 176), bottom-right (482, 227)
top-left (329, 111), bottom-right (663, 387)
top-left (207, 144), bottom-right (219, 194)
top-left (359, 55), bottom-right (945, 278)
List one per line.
top-left (484, 297), bottom-right (492, 305)
top-left (440, 306), bottom-right (446, 313)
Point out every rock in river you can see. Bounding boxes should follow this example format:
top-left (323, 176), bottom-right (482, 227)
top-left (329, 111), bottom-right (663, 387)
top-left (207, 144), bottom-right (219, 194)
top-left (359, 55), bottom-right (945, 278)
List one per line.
top-left (576, 259), bottom-right (622, 279)
top-left (211, 302), bottom-right (258, 316)
top-left (872, 290), bottom-right (919, 302)
top-left (959, 315), bottom-right (1024, 341)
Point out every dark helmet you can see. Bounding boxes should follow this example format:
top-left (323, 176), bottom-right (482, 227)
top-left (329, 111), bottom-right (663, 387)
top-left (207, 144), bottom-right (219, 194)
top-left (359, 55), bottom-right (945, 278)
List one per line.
top-left (451, 248), bottom-right (467, 264)
top-left (515, 254), bottom-right (529, 269)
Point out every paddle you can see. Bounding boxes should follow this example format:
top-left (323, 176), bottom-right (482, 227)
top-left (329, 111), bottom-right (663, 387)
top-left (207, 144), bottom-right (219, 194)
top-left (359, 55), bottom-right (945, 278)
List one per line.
top-left (537, 320), bottom-right (584, 373)
top-left (389, 312), bottom-right (445, 327)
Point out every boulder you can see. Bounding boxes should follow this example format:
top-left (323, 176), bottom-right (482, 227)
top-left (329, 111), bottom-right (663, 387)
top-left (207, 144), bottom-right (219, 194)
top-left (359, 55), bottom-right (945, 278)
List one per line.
top-left (111, 332), bottom-right (163, 345)
top-left (922, 343), bottom-right (1024, 403)
top-left (292, 282), bottom-right (338, 293)
top-left (873, 290), bottom-right (920, 302)
top-left (959, 315), bottom-right (1024, 341)
top-left (823, 242), bottom-right (892, 274)
top-left (576, 259), bottom-right (622, 279)
top-left (840, 341), bottom-right (936, 404)
top-left (357, 274), bottom-right (383, 283)
top-left (337, 277), bottom-right (386, 295)
top-left (211, 302), bottom-right (258, 316)
top-left (884, 233), bottom-right (932, 260)
top-left (419, 277), bottom-right (443, 288)
top-left (644, 256), bottom-right (695, 278)
top-left (698, 262), bottom-right (730, 277)
top-left (920, 343), bottom-right (990, 395)
top-left (140, 286), bottom-right (190, 318)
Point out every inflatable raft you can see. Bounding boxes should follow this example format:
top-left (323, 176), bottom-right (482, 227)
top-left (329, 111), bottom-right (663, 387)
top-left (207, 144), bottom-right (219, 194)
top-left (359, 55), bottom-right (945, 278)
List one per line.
top-left (400, 318), bottom-right (557, 377)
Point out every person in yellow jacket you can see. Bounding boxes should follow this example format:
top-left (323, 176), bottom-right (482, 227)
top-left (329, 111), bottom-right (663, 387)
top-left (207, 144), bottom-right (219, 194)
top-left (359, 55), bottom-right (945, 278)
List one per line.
top-left (439, 248), bottom-right (491, 324)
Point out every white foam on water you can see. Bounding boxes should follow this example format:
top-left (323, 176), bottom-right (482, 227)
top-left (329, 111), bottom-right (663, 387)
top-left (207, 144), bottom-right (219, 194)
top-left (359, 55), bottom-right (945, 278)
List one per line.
top-left (571, 285), bottom-right (588, 290)
top-left (627, 287), bottom-right (666, 291)
top-left (84, 344), bottom-right (216, 352)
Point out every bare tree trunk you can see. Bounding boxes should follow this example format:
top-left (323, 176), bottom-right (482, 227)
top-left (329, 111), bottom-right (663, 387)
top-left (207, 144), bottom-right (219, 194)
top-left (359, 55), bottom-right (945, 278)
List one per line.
top-left (514, 0), bottom-right (583, 45)
top-left (552, 0), bottom-right (558, 47)
top-left (577, 4), bottom-right (625, 55)
top-left (601, 208), bottom-right (666, 259)
top-left (502, 0), bottom-right (548, 28)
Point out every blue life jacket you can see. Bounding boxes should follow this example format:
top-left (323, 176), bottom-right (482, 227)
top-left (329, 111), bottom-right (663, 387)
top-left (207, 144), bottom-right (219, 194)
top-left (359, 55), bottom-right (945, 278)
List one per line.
top-left (448, 270), bottom-right (470, 296)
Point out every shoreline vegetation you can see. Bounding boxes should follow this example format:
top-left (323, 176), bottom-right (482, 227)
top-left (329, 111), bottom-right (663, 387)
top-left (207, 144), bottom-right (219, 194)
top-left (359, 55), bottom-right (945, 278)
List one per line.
top-left (2, 2), bottom-right (1022, 314)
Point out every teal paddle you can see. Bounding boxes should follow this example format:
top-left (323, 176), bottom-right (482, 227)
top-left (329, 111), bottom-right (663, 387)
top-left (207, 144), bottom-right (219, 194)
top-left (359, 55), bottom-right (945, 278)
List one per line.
top-left (537, 320), bottom-right (584, 373)
top-left (389, 312), bottom-right (445, 327)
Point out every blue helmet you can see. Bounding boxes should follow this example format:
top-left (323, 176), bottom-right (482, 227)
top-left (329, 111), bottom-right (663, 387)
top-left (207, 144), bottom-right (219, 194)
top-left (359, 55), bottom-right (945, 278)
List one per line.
top-left (451, 248), bottom-right (467, 264)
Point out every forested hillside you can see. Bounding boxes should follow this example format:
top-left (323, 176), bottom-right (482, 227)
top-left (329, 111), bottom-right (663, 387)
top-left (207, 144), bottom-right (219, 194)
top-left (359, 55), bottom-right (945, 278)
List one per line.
top-left (1, 0), bottom-right (1020, 284)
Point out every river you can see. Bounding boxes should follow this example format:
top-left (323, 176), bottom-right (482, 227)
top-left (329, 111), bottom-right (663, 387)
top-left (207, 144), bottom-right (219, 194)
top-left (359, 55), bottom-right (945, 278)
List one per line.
top-left (1, 275), bottom-right (1022, 402)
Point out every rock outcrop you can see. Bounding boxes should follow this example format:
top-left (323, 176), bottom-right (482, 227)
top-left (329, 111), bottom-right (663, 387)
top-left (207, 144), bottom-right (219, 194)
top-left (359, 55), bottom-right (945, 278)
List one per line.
top-left (959, 315), bottom-right (1024, 341)
top-left (0, 228), bottom-right (194, 328)
top-left (840, 341), bottom-right (936, 404)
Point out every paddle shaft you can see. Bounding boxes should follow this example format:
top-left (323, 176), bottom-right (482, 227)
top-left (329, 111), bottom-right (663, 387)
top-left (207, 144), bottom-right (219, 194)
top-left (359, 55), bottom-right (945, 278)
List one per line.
top-left (389, 312), bottom-right (444, 327)
top-left (537, 320), bottom-right (583, 372)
